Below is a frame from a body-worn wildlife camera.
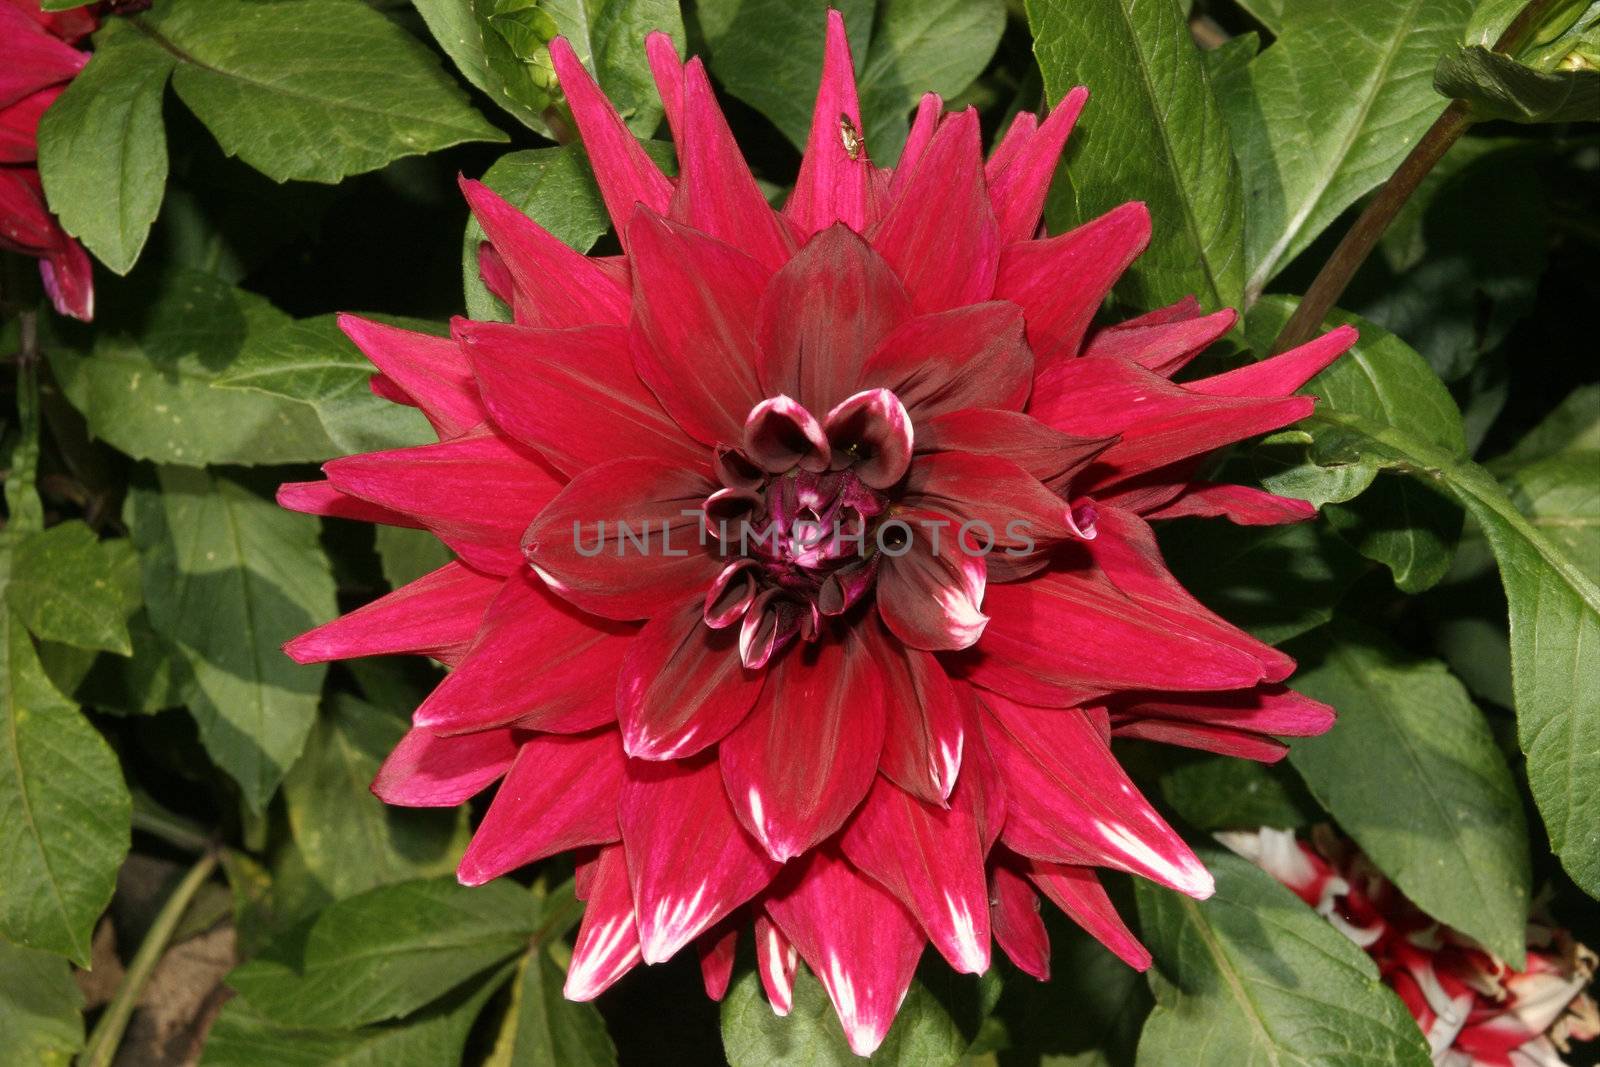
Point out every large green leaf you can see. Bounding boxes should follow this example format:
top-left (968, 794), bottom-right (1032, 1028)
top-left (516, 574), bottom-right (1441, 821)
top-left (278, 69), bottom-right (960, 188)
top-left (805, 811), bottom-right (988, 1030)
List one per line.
top-left (128, 0), bottom-right (506, 184)
top-left (128, 468), bottom-right (335, 812)
top-left (1156, 752), bottom-right (1321, 834)
top-left (1216, 0), bottom-right (1474, 301)
top-left (1029, 0), bottom-right (1245, 311)
top-left (201, 958), bottom-right (513, 1067)
top-left (1259, 303), bottom-right (1600, 898)
top-left (282, 695), bottom-right (468, 899)
top-left (1504, 451), bottom-right (1600, 583)
top-left (1250, 300), bottom-right (1465, 593)
top-left (415, 0), bottom-right (683, 138)
top-left (460, 143), bottom-right (672, 319)
top-left (0, 940), bottom-right (83, 1066)
top-left (35, 19), bottom-right (173, 275)
top-left (1435, 45), bottom-right (1600, 123)
top-left (212, 313), bottom-right (437, 455)
top-left (0, 609), bottom-right (130, 966)
top-left (225, 877), bottom-right (539, 1029)
top-left (697, 0), bottom-right (1005, 162)
top-left (1287, 627), bottom-right (1530, 962)
top-left (484, 946), bottom-right (617, 1067)
top-left (1490, 383), bottom-right (1600, 470)
top-left (5, 522), bottom-right (138, 656)
top-left (1135, 852), bottom-right (1431, 1067)
top-left (48, 270), bottom-right (341, 467)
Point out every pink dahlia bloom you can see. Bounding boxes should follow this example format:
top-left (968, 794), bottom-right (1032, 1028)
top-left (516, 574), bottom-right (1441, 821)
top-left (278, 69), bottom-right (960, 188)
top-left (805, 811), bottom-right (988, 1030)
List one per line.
top-left (0, 0), bottom-right (96, 320)
top-left (281, 12), bottom-right (1357, 1054)
top-left (1224, 828), bottom-right (1599, 1067)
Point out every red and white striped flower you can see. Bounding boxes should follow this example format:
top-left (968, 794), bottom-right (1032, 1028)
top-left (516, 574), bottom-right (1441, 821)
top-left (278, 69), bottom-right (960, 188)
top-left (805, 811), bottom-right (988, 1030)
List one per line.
top-left (281, 12), bottom-right (1356, 1053)
top-left (1223, 827), bottom-right (1599, 1067)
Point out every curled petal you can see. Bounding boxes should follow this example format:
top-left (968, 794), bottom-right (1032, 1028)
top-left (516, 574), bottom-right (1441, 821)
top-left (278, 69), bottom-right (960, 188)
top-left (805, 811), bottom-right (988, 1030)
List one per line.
top-left (823, 389), bottom-right (912, 489)
top-left (876, 509), bottom-right (989, 651)
top-left (744, 395), bottom-right (831, 473)
top-left (704, 559), bottom-right (760, 628)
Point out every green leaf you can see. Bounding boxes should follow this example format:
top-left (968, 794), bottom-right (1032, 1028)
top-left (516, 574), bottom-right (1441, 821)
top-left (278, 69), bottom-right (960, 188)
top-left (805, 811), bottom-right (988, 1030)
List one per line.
top-left (697, 0), bottom-right (1005, 162)
top-left (1216, 0), bottom-right (1474, 301)
top-left (1286, 626), bottom-right (1531, 962)
top-left (6, 523), bottom-right (138, 655)
top-left (1249, 299), bottom-right (1466, 591)
top-left (128, 0), bottom-right (506, 185)
top-left (0, 940), bottom-right (83, 1066)
top-left (1504, 451), bottom-right (1600, 583)
top-left (212, 313), bottom-right (437, 455)
top-left (201, 957), bottom-right (513, 1067)
top-left (36, 20), bottom-right (173, 275)
top-left (1029, 0), bottom-right (1245, 310)
top-left (47, 270), bottom-right (341, 467)
top-left (1435, 43), bottom-right (1600, 122)
top-left (127, 468), bottom-right (335, 811)
top-left (0, 609), bottom-right (131, 966)
top-left (1135, 851), bottom-right (1431, 1067)
top-left (283, 695), bottom-right (468, 899)
top-left (416, 0), bottom-right (683, 138)
top-left (5, 349), bottom-right (43, 536)
top-left (1256, 303), bottom-right (1600, 898)
top-left (460, 144), bottom-right (633, 320)
top-left (721, 965), bottom-right (990, 1067)
top-left (1157, 752), bottom-right (1321, 833)
top-left (225, 877), bottom-right (539, 1029)
top-left (1490, 383), bottom-right (1600, 469)
top-left (375, 527), bottom-right (454, 591)
top-left (485, 947), bottom-right (617, 1067)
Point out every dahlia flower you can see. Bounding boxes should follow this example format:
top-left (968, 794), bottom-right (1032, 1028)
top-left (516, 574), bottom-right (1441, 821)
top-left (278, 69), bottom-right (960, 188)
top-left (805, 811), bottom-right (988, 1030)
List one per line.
top-left (1223, 828), bottom-right (1598, 1067)
top-left (0, 0), bottom-right (95, 320)
top-left (280, 12), bottom-right (1358, 1054)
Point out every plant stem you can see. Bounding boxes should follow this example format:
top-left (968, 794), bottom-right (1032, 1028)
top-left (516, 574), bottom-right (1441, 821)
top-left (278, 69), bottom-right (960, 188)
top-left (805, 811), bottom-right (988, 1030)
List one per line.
top-left (1268, 0), bottom-right (1561, 353)
top-left (79, 849), bottom-right (220, 1067)
top-left (1269, 100), bottom-right (1474, 353)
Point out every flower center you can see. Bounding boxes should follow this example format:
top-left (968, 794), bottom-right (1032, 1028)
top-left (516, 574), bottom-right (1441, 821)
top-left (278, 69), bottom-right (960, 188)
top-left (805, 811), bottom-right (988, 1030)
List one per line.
top-left (700, 390), bottom-right (913, 668)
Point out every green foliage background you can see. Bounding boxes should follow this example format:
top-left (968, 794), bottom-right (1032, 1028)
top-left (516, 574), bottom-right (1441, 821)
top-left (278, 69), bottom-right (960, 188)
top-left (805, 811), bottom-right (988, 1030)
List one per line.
top-left (2, 0), bottom-right (1597, 1063)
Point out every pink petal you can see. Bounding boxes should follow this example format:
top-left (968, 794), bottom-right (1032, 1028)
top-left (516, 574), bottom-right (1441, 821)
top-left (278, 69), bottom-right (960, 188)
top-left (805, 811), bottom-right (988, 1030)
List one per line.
top-left (284, 561), bottom-right (499, 665)
top-left (519, 457), bottom-right (721, 620)
top-left (323, 432), bottom-right (561, 575)
top-left (859, 614), bottom-right (967, 805)
top-left (697, 923), bottom-right (739, 1001)
top-left (1086, 507), bottom-right (1295, 683)
top-left (755, 223), bottom-right (912, 415)
top-left (720, 634), bottom-right (887, 862)
top-left (645, 31), bottom-right (684, 139)
top-left (1111, 718), bottom-right (1290, 762)
top-left (40, 233), bottom-right (93, 321)
top-left (620, 754), bottom-right (781, 963)
top-left (869, 108), bottom-right (998, 313)
top-left (672, 57), bottom-right (793, 270)
top-left (980, 693), bottom-right (1214, 898)
top-left (1082, 303), bottom-right (1237, 377)
top-left (627, 208), bottom-right (769, 445)
top-left (371, 726), bottom-right (520, 807)
top-left (754, 915), bottom-right (799, 1016)
top-left (458, 178), bottom-right (631, 328)
top-left (970, 566), bottom-right (1267, 704)
top-left (0, 85), bottom-right (58, 163)
top-left (859, 301), bottom-right (1033, 419)
top-left (0, 9), bottom-right (85, 110)
top-left (456, 320), bottom-right (702, 475)
top-left (744, 395), bottom-right (831, 474)
top-left (822, 389), bottom-right (912, 489)
top-left (988, 87), bottom-right (1088, 244)
top-left (413, 569), bottom-right (636, 734)
top-left (565, 844), bottom-right (644, 1000)
top-left (876, 507), bottom-right (989, 651)
top-left (839, 777), bottom-right (991, 974)
top-left (1186, 326), bottom-right (1356, 398)
top-left (1114, 685), bottom-right (1336, 736)
top-left (786, 9), bottom-right (871, 235)
top-left (984, 111), bottom-right (1037, 187)
top-left (618, 598), bottom-right (764, 760)
top-left (764, 849), bottom-right (926, 1056)
top-left (1026, 859), bottom-right (1151, 970)
top-left (889, 92), bottom-right (943, 200)
top-left (901, 452), bottom-right (1080, 550)
top-left (0, 165), bottom-right (55, 249)
top-left (276, 479), bottom-right (422, 528)
top-left (456, 729), bottom-right (626, 885)
top-left (1141, 482), bottom-right (1317, 525)
top-left (339, 314), bottom-right (485, 440)
top-left (989, 859), bottom-right (1050, 980)
top-left (548, 37), bottom-right (673, 244)
top-left (917, 409), bottom-right (1111, 486)
top-left (1030, 356), bottom-right (1314, 491)
top-left (995, 202), bottom-right (1151, 366)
